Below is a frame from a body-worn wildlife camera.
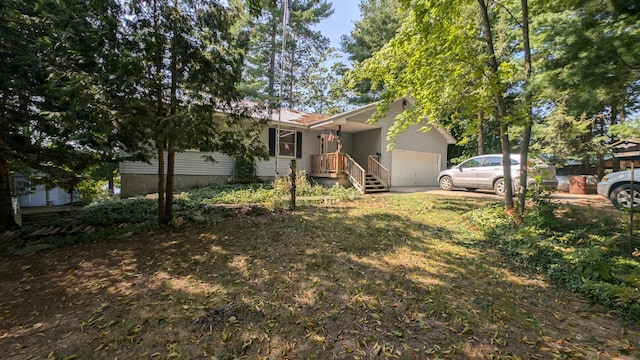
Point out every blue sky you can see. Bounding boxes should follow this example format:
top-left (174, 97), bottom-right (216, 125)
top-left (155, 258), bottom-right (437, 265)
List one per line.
top-left (313, 1), bottom-right (361, 63)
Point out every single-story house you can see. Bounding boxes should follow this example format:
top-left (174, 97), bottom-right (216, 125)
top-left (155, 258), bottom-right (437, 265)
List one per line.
top-left (119, 97), bottom-right (456, 197)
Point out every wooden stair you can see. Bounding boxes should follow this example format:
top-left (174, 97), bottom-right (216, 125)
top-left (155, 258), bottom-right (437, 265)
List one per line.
top-left (364, 174), bottom-right (389, 193)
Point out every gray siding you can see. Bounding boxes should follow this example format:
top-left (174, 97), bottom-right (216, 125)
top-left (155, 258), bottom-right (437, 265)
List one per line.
top-left (351, 129), bottom-right (381, 166)
top-left (373, 101), bottom-right (448, 172)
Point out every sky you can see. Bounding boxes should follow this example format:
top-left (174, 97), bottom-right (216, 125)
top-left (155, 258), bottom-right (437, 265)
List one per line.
top-left (313, 0), bottom-right (361, 64)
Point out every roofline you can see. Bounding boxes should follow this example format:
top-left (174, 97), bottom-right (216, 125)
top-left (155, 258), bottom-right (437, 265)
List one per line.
top-left (309, 101), bottom-right (381, 129)
top-left (437, 128), bottom-right (457, 144)
top-left (268, 120), bottom-right (308, 130)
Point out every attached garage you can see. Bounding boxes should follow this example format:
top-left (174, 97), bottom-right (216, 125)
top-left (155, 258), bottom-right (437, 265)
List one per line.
top-left (391, 150), bottom-right (440, 186)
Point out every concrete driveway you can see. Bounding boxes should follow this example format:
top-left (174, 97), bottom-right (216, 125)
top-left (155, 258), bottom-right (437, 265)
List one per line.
top-left (388, 186), bottom-right (616, 209)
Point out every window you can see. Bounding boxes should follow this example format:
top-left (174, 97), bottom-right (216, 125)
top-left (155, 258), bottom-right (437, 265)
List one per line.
top-left (279, 130), bottom-right (296, 157)
top-left (460, 157), bottom-right (481, 168)
top-left (482, 156), bottom-right (502, 167)
top-left (269, 128), bottom-right (302, 158)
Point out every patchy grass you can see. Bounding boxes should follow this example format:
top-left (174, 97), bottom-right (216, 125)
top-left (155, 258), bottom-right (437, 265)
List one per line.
top-left (1, 193), bottom-right (639, 359)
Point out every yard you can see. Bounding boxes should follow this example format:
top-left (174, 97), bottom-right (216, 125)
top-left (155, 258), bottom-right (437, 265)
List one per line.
top-left (1, 192), bottom-right (638, 359)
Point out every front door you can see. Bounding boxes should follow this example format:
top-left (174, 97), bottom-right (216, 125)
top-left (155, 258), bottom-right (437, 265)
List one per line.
top-left (320, 133), bottom-right (338, 154)
top-left (320, 134), bottom-right (329, 155)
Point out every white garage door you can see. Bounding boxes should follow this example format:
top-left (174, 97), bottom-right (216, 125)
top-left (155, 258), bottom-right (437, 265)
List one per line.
top-left (391, 150), bottom-right (440, 186)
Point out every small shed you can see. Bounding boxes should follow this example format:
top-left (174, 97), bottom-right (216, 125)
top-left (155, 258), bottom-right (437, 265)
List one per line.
top-left (12, 168), bottom-right (80, 208)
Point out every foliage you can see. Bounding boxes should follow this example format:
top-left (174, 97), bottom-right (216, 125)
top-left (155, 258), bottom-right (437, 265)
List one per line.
top-left (6, 181), bottom-right (360, 252)
top-left (531, 0), bottom-right (640, 173)
top-left (470, 202), bottom-right (640, 321)
top-left (0, 0), bottom-right (122, 231)
top-left (233, 155), bottom-right (257, 183)
top-left (76, 178), bottom-right (111, 204)
top-left (240, 0), bottom-right (336, 112)
top-left (270, 170), bottom-right (360, 200)
top-left (339, 0), bottom-right (407, 105)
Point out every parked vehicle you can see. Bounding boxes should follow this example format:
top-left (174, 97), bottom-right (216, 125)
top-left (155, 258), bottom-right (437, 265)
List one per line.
top-left (596, 169), bottom-right (640, 211)
top-left (438, 154), bottom-right (558, 196)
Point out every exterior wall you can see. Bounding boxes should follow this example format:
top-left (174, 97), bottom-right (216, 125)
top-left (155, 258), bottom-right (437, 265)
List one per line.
top-left (120, 174), bottom-right (229, 198)
top-left (120, 150), bottom-right (234, 198)
top-left (376, 101), bottom-right (449, 172)
top-left (351, 129), bottom-right (381, 166)
top-left (120, 150), bottom-right (233, 175)
top-left (120, 126), bottom-right (320, 197)
top-left (255, 126), bottom-right (315, 177)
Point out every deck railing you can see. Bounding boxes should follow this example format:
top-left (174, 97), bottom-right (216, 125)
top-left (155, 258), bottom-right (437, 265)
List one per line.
top-left (343, 153), bottom-right (366, 193)
top-left (311, 153), bottom-right (340, 175)
top-left (368, 155), bottom-right (391, 188)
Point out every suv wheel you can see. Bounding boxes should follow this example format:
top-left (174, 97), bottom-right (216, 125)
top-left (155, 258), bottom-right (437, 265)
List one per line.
top-left (494, 178), bottom-right (506, 196)
top-left (610, 183), bottom-right (640, 211)
top-left (439, 176), bottom-right (453, 191)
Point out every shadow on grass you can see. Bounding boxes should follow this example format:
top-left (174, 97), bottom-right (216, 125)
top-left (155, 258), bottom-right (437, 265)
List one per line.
top-left (1, 193), bottom-right (637, 359)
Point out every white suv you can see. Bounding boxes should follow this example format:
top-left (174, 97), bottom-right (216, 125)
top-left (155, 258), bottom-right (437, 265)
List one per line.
top-left (438, 154), bottom-right (558, 196)
top-left (597, 170), bottom-right (640, 211)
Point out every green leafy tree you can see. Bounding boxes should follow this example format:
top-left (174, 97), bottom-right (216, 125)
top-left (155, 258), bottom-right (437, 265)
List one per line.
top-left (339, 0), bottom-right (407, 105)
top-left (296, 48), bottom-right (348, 114)
top-left (0, 0), bottom-right (122, 231)
top-left (118, 0), bottom-right (268, 224)
top-left (347, 0), bottom-right (517, 209)
top-left (241, 0), bottom-right (333, 110)
top-left (532, 0), bottom-right (640, 174)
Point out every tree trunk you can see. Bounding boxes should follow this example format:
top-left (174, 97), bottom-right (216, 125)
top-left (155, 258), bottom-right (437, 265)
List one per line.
top-left (477, 108), bottom-right (484, 155)
top-left (165, 20), bottom-right (178, 225)
top-left (165, 148), bottom-right (175, 224)
top-left (157, 141), bottom-right (166, 223)
top-left (153, 0), bottom-right (167, 224)
top-left (0, 138), bottom-right (16, 232)
top-left (477, 0), bottom-right (513, 210)
top-left (517, 0), bottom-right (533, 215)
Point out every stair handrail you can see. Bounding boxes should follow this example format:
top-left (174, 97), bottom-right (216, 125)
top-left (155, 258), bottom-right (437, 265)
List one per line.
top-left (342, 153), bottom-right (366, 193)
top-left (368, 155), bottom-right (391, 188)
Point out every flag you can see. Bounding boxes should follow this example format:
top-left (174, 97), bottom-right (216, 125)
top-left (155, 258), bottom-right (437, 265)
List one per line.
top-left (283, 0), bottom-right (291, 26)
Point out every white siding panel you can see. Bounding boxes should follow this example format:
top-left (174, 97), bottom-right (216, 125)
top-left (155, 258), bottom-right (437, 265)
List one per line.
top-left (120, 151), bottom-right (233, 176)
top-left (17, 185), bottom-right (47, 207)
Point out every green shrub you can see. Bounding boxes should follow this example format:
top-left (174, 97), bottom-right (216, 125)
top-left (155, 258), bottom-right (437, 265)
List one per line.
top-left (470, 203), bottom-right (640, 321)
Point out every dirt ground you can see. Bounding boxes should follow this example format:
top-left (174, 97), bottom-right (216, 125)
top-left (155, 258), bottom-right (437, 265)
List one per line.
top-left (1, 194), bottom-right (638, 359)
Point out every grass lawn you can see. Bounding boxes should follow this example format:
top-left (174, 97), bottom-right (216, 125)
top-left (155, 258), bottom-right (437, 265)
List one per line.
top-left (1, 193), bottom-right (638, 359)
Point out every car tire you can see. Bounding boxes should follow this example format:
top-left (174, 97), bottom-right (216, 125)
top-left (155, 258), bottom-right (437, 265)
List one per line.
top-left (610, 183), bottom-right (640, 211)
top-left (439, 176), bottom-right (453, 191)
top-left (494, 178), bottom-right (506, 196)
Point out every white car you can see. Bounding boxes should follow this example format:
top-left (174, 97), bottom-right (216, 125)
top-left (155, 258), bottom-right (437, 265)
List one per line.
top-left (597, 169), bottom-right (640, 211)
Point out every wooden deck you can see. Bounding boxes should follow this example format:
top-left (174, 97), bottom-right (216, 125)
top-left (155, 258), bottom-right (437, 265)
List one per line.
top-left (310, 152), bottom-right (390, 193)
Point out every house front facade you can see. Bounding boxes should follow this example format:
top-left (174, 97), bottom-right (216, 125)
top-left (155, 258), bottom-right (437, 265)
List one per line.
top-left (119, 97), bottom-right (456, 198)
